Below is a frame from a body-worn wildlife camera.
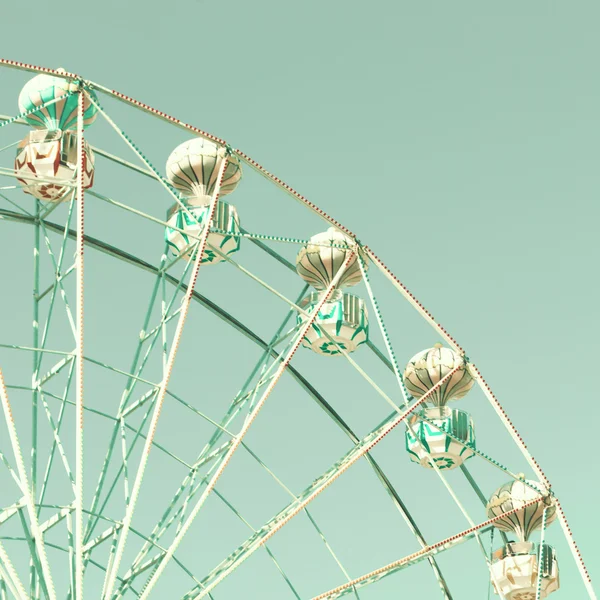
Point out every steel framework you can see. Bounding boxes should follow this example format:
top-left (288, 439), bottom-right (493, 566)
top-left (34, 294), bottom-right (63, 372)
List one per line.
top-left (0, 58), bottom-right (595, 600)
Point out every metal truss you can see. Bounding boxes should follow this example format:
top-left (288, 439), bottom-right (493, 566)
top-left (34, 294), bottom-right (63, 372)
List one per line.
top-left (0, 58), bottom-right (595, 600)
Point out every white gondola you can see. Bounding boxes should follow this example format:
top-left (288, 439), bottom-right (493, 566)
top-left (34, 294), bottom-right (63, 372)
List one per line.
top-left (296, 227), bottom-right (363, 291)
top-left (405, 406), bottom-right (475, 470)
top-left (298, 292), bottom-right (368, 356)
top-left (491, 542), bottom-right (559, 600)
top-left (164, 139), bottom-right (242, 264)
top-left (165, 199), bottom-right (240, 264)
top-left (487, 480), bottom-right (559, 599)
top-left (15, 129), bottom-right (95, 202)
top-left (403, 344), bottom-right (475, 469)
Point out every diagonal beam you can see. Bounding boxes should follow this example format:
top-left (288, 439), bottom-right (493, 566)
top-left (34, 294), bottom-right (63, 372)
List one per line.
top-left (83, 248), bottom-right (189, 548)
top-left (237, 446), bottom-right (358, 599)
top-left (0, 192), bottom-right (32, 219)
top-left (114, 291), bottom-right (306, 596)
top-left (309, 498), bottom-right (545, 600)
top-left (138, 251), bottom-right (358, 600)
top-left (33, 197), bottom-right (77, 406)
top-left (17, 509), bottom-right (49, 600)
top-left (0, 369), bottom-right (56, 600)
top-left (0, 86), bottom-right (78, 132)
top-left (84, 92), bottom-right (200, 229)
top-left (100, 148), bottom-right (231, 600)
top-left (212, 488), bottom-right (303, 600)
top-left (38, 362), bottom-right (76, 511)
top-left (312, 529), bottom-right (496, 599)
top-left (117, 337), bottom-right (301, 594)
top-left (0, 542), bottom-right (27, 600)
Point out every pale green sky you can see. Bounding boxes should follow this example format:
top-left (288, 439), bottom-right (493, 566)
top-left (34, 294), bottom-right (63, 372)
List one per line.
top-left (0, 1), bottom-right (598, 598)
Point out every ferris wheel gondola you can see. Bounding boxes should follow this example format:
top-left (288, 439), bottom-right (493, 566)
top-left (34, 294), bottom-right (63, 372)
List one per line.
top-left (487, 480), bottom-right (559, 599)
top-left (14, 71), bottom-right (96, 202)
top-left (403, 343), bottom-right (476, 470)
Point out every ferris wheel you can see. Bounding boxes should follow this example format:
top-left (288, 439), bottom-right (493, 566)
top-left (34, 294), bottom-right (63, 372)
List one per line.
top-left (0, 58), bottom-right (595, 600)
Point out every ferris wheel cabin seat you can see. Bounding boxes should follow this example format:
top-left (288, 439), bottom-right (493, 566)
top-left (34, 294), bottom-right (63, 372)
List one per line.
top-left (165, 197), bottom-right (241, 264)
top-left (402, 344), bottom-right (476, 471)
top-left (14, 70), bottom-right (97, 202)
top-left (491, 542), bottom-right (560, 600)
top-left (295, 227), bottom-right (370, 356)
top-left (164, 138), bottom-right (243, 264)
top-left (487, 479), bottom-right (559, 598)
top-left (405, 405), bottom-right (476, 470)
top-left (15, 129), bottom-right (95, 202)
top-left (297, 291), bottom-right (369, 356)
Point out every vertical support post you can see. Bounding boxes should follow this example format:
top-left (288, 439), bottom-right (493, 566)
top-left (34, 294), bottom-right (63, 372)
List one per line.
top-left (31, 197), bottom-right (41, 597)
top-left (75, 89), bottom-right (86, 600)
top-left (101, 148), bottom-right (230, 600)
